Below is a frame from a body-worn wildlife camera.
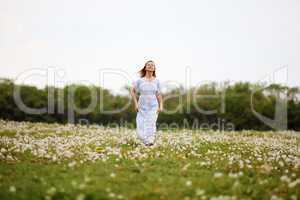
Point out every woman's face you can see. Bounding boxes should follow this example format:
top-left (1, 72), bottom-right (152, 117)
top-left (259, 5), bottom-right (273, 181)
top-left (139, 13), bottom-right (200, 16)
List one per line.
top-left (145, 61), bottom-right (155, 72)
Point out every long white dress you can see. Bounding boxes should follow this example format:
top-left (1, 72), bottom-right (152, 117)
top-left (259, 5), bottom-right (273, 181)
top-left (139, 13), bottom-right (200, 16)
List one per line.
top-left (132, 77), bottom-right (162, 145)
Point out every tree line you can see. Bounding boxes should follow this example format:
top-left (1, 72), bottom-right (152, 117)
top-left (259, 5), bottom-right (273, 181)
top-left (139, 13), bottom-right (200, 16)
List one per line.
top-left (0, 77), bottom-right (299, 131)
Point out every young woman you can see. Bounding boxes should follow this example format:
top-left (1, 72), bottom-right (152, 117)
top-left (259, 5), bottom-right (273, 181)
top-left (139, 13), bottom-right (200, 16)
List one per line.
top-left (130, 60), bottom-right (163, 146)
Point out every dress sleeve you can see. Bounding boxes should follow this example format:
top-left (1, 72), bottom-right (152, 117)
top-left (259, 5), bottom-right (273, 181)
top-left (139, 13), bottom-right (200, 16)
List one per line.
top-left (156, 79), bottom-right (162, 94)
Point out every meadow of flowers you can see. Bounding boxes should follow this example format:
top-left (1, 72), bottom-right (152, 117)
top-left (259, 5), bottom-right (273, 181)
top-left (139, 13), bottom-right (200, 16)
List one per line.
top-left (0, 120), bottom-right (299, 200)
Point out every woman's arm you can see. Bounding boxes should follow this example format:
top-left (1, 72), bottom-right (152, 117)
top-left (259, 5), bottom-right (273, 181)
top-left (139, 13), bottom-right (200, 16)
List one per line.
top-left (156, 79), bottom-right (163, 113)
top-left (130, 85), bottom-right (139, 112)
top-left (156, 93), bottom-right (163, 112)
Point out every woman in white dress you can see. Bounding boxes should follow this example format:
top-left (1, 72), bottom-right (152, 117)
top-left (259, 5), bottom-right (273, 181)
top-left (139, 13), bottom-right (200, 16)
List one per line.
top-left (130, 60), bottom-right (163, 146)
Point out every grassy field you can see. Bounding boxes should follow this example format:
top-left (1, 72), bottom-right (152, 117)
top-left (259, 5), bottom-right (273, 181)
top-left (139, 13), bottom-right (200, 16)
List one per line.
top-left (0, 120), bottom-right (299, 200)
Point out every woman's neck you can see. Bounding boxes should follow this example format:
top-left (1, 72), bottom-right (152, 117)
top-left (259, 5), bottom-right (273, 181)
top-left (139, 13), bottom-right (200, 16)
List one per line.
top-left (144, 72), bottom-right (154, 80)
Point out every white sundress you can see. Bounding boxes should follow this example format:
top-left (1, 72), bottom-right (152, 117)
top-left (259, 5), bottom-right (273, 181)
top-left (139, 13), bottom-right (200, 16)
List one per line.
top-left (132, 77), bottom-right (162, 145)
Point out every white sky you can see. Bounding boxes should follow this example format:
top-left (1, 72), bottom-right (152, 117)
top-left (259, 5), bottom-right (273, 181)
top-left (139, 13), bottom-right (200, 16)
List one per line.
top-left (1, 0), bottom-right (299, 94)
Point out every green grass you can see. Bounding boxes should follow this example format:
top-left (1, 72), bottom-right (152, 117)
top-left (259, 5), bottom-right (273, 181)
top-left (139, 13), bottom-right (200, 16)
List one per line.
top-left (0, 157), bottom-right (288, 200)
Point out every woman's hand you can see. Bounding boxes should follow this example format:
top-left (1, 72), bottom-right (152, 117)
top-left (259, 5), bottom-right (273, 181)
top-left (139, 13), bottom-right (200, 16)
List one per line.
top-left (134, 104), bottom-right (139, 112)
top-left (156, 106), bottom-right (163, 114)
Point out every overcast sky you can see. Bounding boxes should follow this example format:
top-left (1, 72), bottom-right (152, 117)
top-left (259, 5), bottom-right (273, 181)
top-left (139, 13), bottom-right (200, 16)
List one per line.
top-left (1, 0), bottom-right (299, 94)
